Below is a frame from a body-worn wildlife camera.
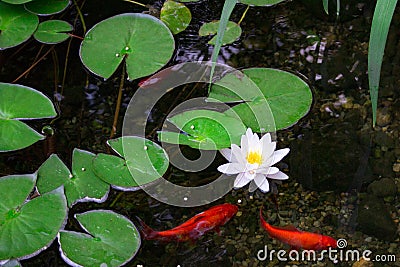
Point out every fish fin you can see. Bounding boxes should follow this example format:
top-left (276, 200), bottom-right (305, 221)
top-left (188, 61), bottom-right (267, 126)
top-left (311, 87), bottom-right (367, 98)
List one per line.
top-left (135, 216), bottom-right (158, 240)
top-left (215, 226), bottom-right (221, 236)
top-left (280, 225), bottom-right (301, 232)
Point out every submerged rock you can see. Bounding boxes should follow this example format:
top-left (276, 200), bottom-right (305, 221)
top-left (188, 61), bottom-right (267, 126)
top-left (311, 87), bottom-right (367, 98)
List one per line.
top-left (367, 178), bottom-right (397, 198)
top-left (356, 195), bottom-right (397, 241)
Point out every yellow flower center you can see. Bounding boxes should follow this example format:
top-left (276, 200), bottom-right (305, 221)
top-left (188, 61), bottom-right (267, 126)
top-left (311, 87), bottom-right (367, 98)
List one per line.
top-left (246, 151), bottom-right (262, 165)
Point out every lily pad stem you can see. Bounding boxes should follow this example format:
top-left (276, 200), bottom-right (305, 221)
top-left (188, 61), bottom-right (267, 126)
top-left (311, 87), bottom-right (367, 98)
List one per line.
top-left (238, 5), bottom-right (250, 26)
top-left (110, 64), bottom-right (125, 139)
top-left (123, 0), bottom-right (147, 7)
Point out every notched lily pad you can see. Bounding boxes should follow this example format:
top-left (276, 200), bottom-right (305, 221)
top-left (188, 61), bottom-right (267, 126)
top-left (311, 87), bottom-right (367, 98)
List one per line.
top-left (58, 210), bottom-right (141, 267)
top-left (33, 20), bottom-right (73, 44)
top-left (160, 0), bottom-right (192, 35)
top-left (0, 175), bottom-right (67, 261)
top-left (80, 13), bottom-right (175, 81)
top-left (37, 150), bottom-right (109, 207)
top-left (0, 83), bottom-right (56, 152)
top-left (158, 109), bottom-right (246, 149)
top-left (199, 20), bottom-right (242, 45)
top-left (0, 2), bottom-right (39, 49)
top-left (25, 0), bottom-right (70, 15)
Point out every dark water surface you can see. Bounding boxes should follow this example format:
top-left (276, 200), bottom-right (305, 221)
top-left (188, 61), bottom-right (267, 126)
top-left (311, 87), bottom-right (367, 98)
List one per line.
top-left (0, 0), bottom-right (399, 266)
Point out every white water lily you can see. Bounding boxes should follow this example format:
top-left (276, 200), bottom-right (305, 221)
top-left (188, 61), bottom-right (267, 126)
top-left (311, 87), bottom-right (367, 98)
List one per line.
top-left (217, 128), bottom-right (290, 193)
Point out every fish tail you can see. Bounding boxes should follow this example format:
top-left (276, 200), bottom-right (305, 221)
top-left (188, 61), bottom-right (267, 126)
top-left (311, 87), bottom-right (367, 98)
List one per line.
top-left (135, 216), bottom-right (158, 240)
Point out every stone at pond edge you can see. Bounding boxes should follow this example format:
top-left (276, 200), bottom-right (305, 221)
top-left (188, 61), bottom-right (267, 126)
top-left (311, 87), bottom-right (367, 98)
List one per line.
top-left (367, 178), bottom-right (397, 198)
top-left (356, 195), bottom-right (397, 241)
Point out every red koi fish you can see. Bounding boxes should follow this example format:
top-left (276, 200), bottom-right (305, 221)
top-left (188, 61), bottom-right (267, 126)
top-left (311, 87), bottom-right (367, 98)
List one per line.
top-left (136, 203), bottom-right (238, 242)
top-left (260, 208), bottom-right (337, 250)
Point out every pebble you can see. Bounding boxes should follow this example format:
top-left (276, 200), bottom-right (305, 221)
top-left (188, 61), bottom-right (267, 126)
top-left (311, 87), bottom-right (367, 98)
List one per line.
top-left (393, 162), bottom-right (400, 172)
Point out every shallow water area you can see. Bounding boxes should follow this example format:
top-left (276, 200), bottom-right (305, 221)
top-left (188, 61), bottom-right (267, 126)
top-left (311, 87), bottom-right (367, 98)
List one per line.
top-left (0, 0), bottom-right (399, 266)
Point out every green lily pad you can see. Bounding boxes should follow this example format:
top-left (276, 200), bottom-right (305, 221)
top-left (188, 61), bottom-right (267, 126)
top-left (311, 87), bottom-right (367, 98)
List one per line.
top-left (59, 210), bottom-right (141, 267)
top-left (80, 13), bottom-right (175, 81)
top-left (117, 136), bottom-right (169, 186)
top-left (239, 0), bottom-right (286, 6)
top-left (37, 150), bottom-right (109, 207)
top-left (160, 0), bottom-right (191, 35)
top-left (0, 2), bottom-right (38, 49)
top-left (158, 109), bottom-right (246, 149)
top-left (25, 0), bottom-right (70, 15)
top-left (1, 0), bottom-right (32, 5)
top-left (176, 0), bottom-right (200, 2)
top-left (0, 175), bottom-right (67, 261)
top-left (33, 20), bottom-right (72, 44)
top-left (0, 83), bottom-right (57, 152)
top-left (209, 68), bottom-right (312, 132)
top-left (199, 20), bottom-right (242, 45)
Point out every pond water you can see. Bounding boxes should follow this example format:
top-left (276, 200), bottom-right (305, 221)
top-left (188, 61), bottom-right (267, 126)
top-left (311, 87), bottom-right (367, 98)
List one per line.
top-left (0, 0), bottom-right (399, 266)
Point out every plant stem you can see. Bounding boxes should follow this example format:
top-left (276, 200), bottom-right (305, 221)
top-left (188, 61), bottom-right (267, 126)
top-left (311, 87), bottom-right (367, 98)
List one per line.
top-left (238, 5), bottom-right (250, 25)
top-left (123, 0), bottom-right (147, 7)
top-left (110, 64), bottom-right (126, 139)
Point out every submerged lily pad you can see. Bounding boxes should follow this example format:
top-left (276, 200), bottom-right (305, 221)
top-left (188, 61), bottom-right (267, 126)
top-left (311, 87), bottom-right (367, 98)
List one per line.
top-left (0, 175), bottom-right (67, 261)
top-left (37, 150), bottom-right (109, 207)
top-left (59, 210), bottom-right (141, 267)
top-left (33, 20), bottom-right (72, 44)
top-left (209, 68), bottom-right (312, 132)
top-left (0, 83), bottom-right (56, 152)
top-left (158, 109), bottom-right (246, 149)
top-left (0, 2), bottom-right (39, 49)
top-left (25, 0), bottom-right (70, 15)
top-left (80, 13), bottom-right (175, 80)
top-left (239, 0), bottom-right (286, 6)
top-left (160, 0), bottom-right (191, 35)
top-left (199, 20), bottom-right (242, 45)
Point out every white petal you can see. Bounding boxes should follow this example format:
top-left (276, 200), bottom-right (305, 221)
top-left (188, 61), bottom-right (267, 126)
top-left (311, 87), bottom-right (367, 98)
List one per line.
top-left (234, 172), bottom-right (252, 188)
top-left (269, 148), bottom-right (290, 165)
top-left (257, 166), bottom-right (279, 175)
top-left (244, 170), bottom-right (256, 181)
top-left (260, 132), bottom-right (271, 144)
top-left (219, 148), bottom-right (232, 161)
top-left (241, 133), bottom-right (249, 157)
top-left (232, 144), bottom-right (246, 164)
top-left (266, 171), bottom-right (289, 180)
top-left (248, 180), bottom-right (258, 192)
top-left (254, 174), bottom-right (270, 192)
top-left (262, 140), bottom-right (276, 160)
top-left (217, 163), bottom-right (244, 174)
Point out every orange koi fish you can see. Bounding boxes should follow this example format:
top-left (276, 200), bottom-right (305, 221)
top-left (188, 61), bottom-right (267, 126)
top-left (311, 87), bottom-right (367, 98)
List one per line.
top-left (136, 203), bottom-right (238, 242)
top-left (260, 208), bottom-right (337, 250)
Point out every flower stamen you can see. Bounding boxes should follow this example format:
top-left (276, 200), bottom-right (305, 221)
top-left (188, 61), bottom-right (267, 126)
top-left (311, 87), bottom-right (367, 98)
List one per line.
top-left (246, 151), bottom-right (262, 165)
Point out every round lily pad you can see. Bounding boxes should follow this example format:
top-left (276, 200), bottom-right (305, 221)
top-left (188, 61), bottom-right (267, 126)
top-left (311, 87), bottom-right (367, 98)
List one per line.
top-left (158, 109), bottom-right (246, 149)
top-left (0, 2), bottom-right (39, 49)
top-left (160, 0), bottom-right (192, 35)
top-left (59, 210), bottom-right (141, 267)
top-left (25, 0), bottom-right (70, 15)
top-left (80, 13), bottom-right (175, 81)
top-left (33, 20), bottom-right (72, 44)
top-left (0, 83), bottom-right (56, 152)
top-left (0, 175), bottom-right (67, 261)
top-left (199, 20), bottom-right (242, 45)
top-left (1, 0), bottom-right (32, 4)
top-left (37, 150), bottom-right (109, 207)
top-left (239, 0), bottom-right (286, 6)
top-left (209, 68), bottom-right (312, 132)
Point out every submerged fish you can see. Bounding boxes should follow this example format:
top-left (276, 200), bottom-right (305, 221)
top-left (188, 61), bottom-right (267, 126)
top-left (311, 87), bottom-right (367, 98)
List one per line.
top-left (260, 208), bottom-right (337, 250)
top-left (136, 203), bottom-right (238, 242)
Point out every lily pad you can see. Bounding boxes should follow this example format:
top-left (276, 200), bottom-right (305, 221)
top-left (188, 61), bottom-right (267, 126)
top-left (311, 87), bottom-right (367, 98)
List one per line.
top-left (160, 0), bottom-right (191, 35)
top-left (59, 210), bottom-right (141, 267)
top-left (0, 2), bottom-right (39, 49)
top-left (158, 109), bottom-right (246, 149)
top-left (239, 0), bottom-right (286, 6)
top-left (0, 83), bottom-right (57, 152)
top-left (209, 68), bottom-right (312, 132)
top-left (33, 20), bottom-right (72, 44)
top-left (80, 13), bottom-right (175, 81)
top-left (1, 0), bottom-right (32, 5)
top-left (25, 0), bottom-right (70, 15)
top-left (199, 20), bottom-right (242, 45)
top-left (0, 175), bottom-right (67, 261)
top-left (37, 150), bottom-right (109, 207)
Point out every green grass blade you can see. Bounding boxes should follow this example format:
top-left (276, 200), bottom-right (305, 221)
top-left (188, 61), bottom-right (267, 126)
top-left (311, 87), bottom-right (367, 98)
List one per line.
top-left (368, 0), bottom-right (397, 126)
top-left (322, 0), bottom-right (328, 14)
top-left (208, 0), bottom-right (238, 92)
